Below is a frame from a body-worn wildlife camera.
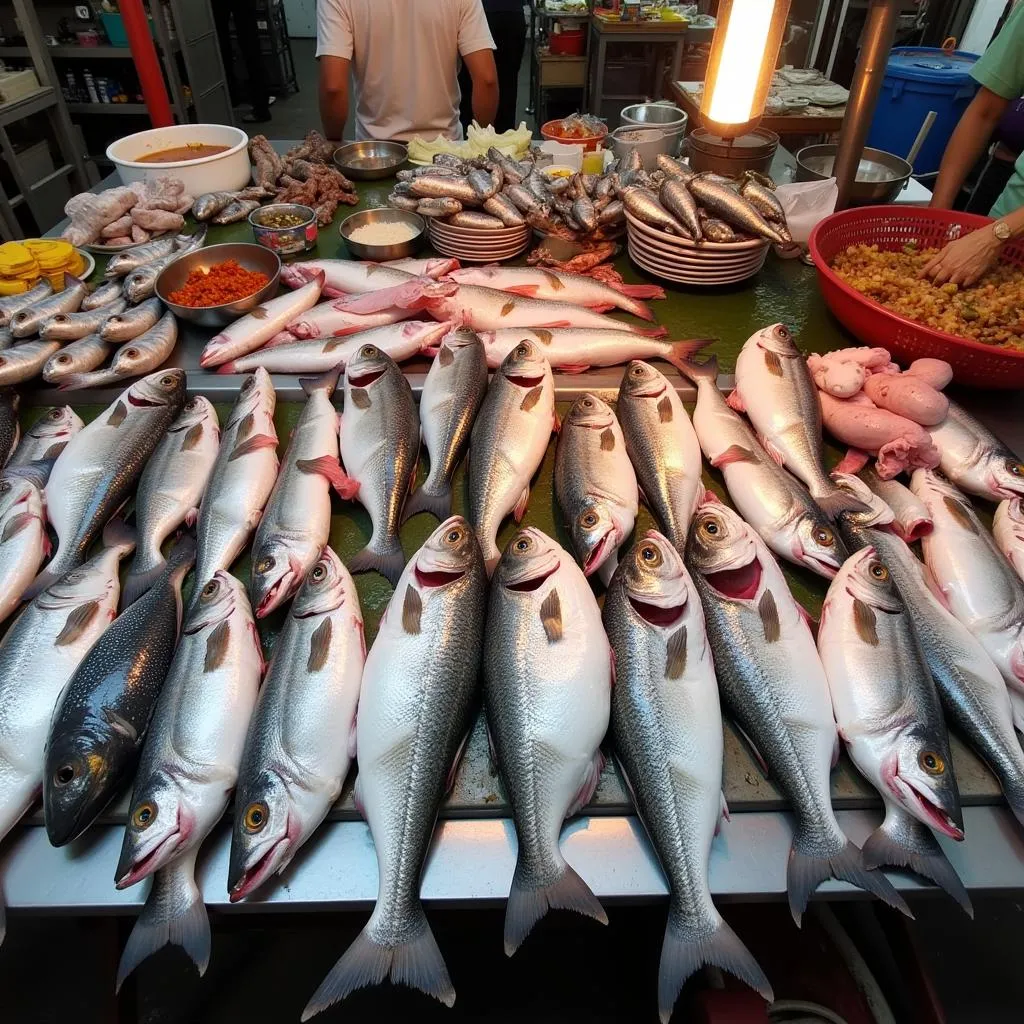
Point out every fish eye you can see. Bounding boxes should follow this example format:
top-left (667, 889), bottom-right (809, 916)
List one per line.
top-left (241, 377), bottom-right (255, 392)
top-left (919, 750), bottom-right (945, 775)
top-left (701, 517), bottom-right (720, 536)
top-left (1008, 460), bottom-right (1024, 478)
top-left (47, 408), bottom-right (62, 420)
top-left (813, 525), bottom-right (835, 547)
top-left (159, 374), bottom-right (175, 386)
top-left (0, 480), bottom-right (9, 494)
top-left (579, 511), bottom-right (599, 529)
top-left (132, 801), bottom-right (157, 830)
top-left (186, 398), bottom-right (199, 411)
top-left (360, 345), bottom-right (377, 359)
top-left (515, 343), bottom-right (529, 358)
top-left (777, 326), bottom-right (791, 340)
top-left (202, 579), bottom-right (219, 598)
top-left (56, 354), bottom-right (70, 364)
top-left (630, 364), bottom-right (643, 377)
top-left (310, 563), bottom-right (327, 582)
top-left (514, 535), bottom-right (531, 553)
top-left (256, 556), bottom-right (275, 574)
top-left (581, 398), bottom-right (593, 408)
top-left (639, 543), bottom-right (662, 566)
top-left (869, 561), bottom-right (889, 581)
top-left (54, 763), bottom-right (76, 787)
top-left (445, 526), bottom-right (463, 544)
top-left (243, 802), bottom-right (269, 833)
top-left (125, 348), bottom-right (139, 359)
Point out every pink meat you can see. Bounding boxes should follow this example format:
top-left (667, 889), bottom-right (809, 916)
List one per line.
top-left (862, 373), bottom-right (949, 427)
top-left (807, 347), bottom-right (891, 398)
top-left (905, 357), bottom-right (954, 390)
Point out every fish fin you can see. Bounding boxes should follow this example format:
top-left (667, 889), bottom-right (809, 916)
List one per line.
top-left (835, 447), bottom-right (871, 475)
top-left (787, 838), bottom-right (911, 927)
top-left (755, 432), bottom-right (785, 466)
top-left (180, 423), bottom-right (204, 452)
top-left (503, 285), bottom-right (540, 297)
top-left (614, 282), bottom-right (666, 300)
top-left (711, 444), bottom-right (759, 469)
top-left (54, 600), bottom-right (99, 646)
top-left (862, 818), bottom-right (972, 919)
top-left (558, 363), bottom-right (590, 374)
top-left (512, 485), bottom-right (530, 523)
top-left (184, 506), bottom-right (199, 528)
top-left (665, 625), bottom-right (687, 680)
top-left (228, 433), bottom-right (278, 461)
top-left (115, 862), bottom-right (209, 993)
top-left (504, 857), bottom-right (607, 956)
top-left (299, 365), bottom-right (342, 399)
top-left (758, 589), bottom-right (780, 642)
top-left (0, 509), bottom-right (39, 543)
top-left (726, 388), bottom-right (746, 413)
top-left (307, 618), bottom-right (333, 672)
top-left (663, 339), bottom-right (713, 374)
top-left (586, 303), bottom-right (617, 313)
top-left (815, 486), bottom-right (871, 521)
top-left (301, 905), bottom-right (454, 1019)
top-left (204, 619), bottom-right (231, 672)
top-left (657, 906), bottom-right (773, 1021)
top-left (349, 540), bottom-right (405, 587)
top-left (567, 749), bottom-right (605, 817)
top-left (540, 588), bottom-right (562, 642)
top-left (334, 280), bottom-right (429, 314)
top-left (296, 456), bottom-right (359, 499)
top-left (402, 584), bottom-right (422, 634)
top-left (404, 483), bottom-right (451, 522)
top-left (534, 320), bottom-right (573, 329)
top-left (121, 559), bottom-right (167, 609)
top-left (215, 361), bottom-right (237, 374)
top-left (852, 597), bottom-right (879, 645)
top-left (101, 517), bottom-right (136, 554)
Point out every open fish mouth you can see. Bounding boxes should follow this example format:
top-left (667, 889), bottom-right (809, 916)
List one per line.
top-left (628, 596), bottom-right (685, 627)
top-left (256, 566), bottom-right (299, 618)
top-left (988, 472), bottom-right (1024, 499)
top-left (898, 519), bottom-right (933, 543)
top-left (127, 393), bottom-right (162, 408)
top-left (505, 561), bottom-right (559, 592)
top-left (704, 557), bottom-right (762, 601)
top-left (634, 382), bottom-right (667, 399)
top-left (116, 808), bottom-right (189, 888)
top-left (229, 835), bottom-right (292, 903)
top-left (583, 529), bottom-right (616, 576)
top-left (894, 773), bottom-right (963, 841)
top-left (414, 565), bottom-right (465, 588)
top-left (348, 368), bottom-right (385, 388)
top-left (793, 539), bottom-right (840, 578)
top-left (506, 373), bottom-right (544, 389)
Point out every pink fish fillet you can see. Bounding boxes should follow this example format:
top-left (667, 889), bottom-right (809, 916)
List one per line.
top-left (285, 298), bottom-right (416, 339)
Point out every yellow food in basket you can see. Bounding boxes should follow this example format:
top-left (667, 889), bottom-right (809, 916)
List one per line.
top-left (0, 238), bottom-right (86, 292)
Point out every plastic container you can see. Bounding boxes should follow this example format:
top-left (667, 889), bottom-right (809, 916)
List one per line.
top-left (808, 205), bottom-right (1024, 389)
top-left (550, 28), bottom-right (585, 56)
top-left (540, 118), bottom-right (608, 152)
top-left (866, 47), bottom-right (979, 176)
top-left (100, 12), bottom-right (155, 47)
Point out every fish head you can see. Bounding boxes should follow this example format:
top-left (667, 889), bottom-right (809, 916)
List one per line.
top-left (228, 768), bottom-right (297, 902)
top-left (981, 450), bottom-right (1024, 499)
top-left (250, 538), bottom-right (305, 619)
top-left (227, 367), bottom-right (276, 430)
top-left (495, 527), bottom-right (562, 592)
top-left (569, 498), bottom-right (619, 577)
top-left (292, 547), bottom-right (353, 618)
top-left (345, 343), bottom-right (399, 392)
top-left (185, 570), bottom-right (242, 634)
top-left (619, 531), bottom-right (695, 628)
top-left (831, 473), bottom-right (895, 532)
top-left (620, 360), bottom-right (670, 400)
top-left (836, 546), bottom-right (904, 618)
top-left (31, 404), bottom-right (80, 441)
top-left (685, 501), bottom-right (763, 601)
top-left (409, 516), bottom-right (483, 591)
top-left (0, 472), bottom-right (40, 520)
top-left (438, 326), bottom-right (482, 355)
top-left (128, 368), bottom-right (186, 410)
top-left (172, 395), bottom-right (217, 435)
top-left (788, 512), bottom-right (847, 578)
top-left (753, 323), bottom-right (799, 357)
top-left (114, 769), bottom-right (191, 888)
top-left (498, 338), bottom-right (550, 388)
top-left (566, 393), bottom-right (615, 431)
top-left (420, 279), bottom-right (459, 304)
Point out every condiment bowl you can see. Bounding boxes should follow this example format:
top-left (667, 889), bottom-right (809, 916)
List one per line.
top-left (333, 140), bottom-right (409, 180)
top-left (340, 208), bottom-right (425, 261)
top-left (249, 203), bottom-right (317, 256)
top-left (156, 242), bottom-right (281, 328)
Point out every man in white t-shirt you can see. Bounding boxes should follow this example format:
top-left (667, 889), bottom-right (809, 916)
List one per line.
top-left (316, 0), bottom-right (499, 141)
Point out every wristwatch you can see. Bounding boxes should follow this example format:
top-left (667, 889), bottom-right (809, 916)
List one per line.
top-left (993, 219), bottom-right (1012, 242)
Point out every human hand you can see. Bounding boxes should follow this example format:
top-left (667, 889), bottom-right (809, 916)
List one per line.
top-left (920, 226), bottom-right (1003, 287)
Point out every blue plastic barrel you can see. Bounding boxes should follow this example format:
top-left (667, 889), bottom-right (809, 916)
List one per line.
top-left (866, 47), bottom-right (980, 175)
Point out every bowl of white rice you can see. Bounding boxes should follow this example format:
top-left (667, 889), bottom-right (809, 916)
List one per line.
top-left (339, 208), bottom-right (425, 261)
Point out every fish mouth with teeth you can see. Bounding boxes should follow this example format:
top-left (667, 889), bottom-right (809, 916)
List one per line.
top-left (229, 821), bottom-right (296, 903)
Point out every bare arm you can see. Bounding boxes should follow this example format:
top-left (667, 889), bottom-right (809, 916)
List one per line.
top-left (929, 86), bottom-right (1010, 209)
top-left (319, 55), bottom-right (351, 142)
top-left (463, 48), bottom-right (498, 127)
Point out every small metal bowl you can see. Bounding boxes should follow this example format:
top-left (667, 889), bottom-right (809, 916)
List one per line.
top-left (333, 140), bottom-right (409, 180)
top-left (249, 203), bottom-right (317, 256)
top-left (340, 208), bottom-right (425, 261)
top-left (156, 242), bottom-right (281, 329)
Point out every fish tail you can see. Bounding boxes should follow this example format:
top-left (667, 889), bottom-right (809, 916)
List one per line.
top-left (657, 902), bottom-right (773, 1022)
top-left (299, 364), bottom-right (342, 399)
top-left (301, 905), bottom-right (454, 1019)
top-left (122, 552), bottom-right (168, 609)
top-left (611, 282), bottom-right (666, 301)
top-left (665, 342), bottom-right (715, 377)
top-left (115, 860), bottom-right (209, 992)
top-left (634, 325), bottom-right (670, 339)
top-left (403, 482), bottom-right (452, 523)
top-left (348, 537), bottom-right (405, 587)
top-left (503, 855), bottom-right (607, 957)
top-left (862, 815), bottom-right (972, 919)
top-left (814, 484), bottom-right (871, 521)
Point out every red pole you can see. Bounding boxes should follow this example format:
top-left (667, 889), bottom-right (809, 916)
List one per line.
top-left (121, 0), bottom-right (174, 127)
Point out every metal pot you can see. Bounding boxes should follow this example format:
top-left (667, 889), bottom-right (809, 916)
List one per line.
top-left (609, 125), bottom-right (673, 171)
top-left (795, 144), bottom-right (912, 204)
top-left (619, 102), bottom-right (687, 156)
top-left (686, 127), bottom-right (780, 177)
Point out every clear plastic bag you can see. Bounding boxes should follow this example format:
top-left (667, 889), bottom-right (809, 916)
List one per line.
top-left (774, 177), bottom-right (838, 246)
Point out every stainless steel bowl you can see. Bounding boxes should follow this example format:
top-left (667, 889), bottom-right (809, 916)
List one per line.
top-left (249, 203), bottom-right (317, 255)
top-left (619, 102), bottom-right (687, 156)
top-left (333, 140), bottom-right (409, 180)
top-left (156, 242), bottom-right (281, 328)
top-left (795, 144), bottom-right (912, 204)
top-left (340, 208), bottom-right (425, 261)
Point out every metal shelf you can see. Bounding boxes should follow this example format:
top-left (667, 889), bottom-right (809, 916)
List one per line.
top-left (67, 101), bottom-right (148, 115)
top-left (0, 42), bottom-right (180, 59)
top-left (0, 85), bottom-right (56, 127)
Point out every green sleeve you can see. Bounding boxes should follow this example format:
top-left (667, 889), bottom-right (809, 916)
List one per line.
top-left (972, 4), bottom-right (1024, 99)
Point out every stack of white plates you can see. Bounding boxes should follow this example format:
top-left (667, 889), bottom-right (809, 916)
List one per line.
top-left (428, 219), bottom-right (530, 262)
top-left (625, 211), bottom-right (770, 285)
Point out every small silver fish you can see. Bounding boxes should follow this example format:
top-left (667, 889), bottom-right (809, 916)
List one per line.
top-left (387, 192), bottom-right (420, 212)
top-left (0, 280), bottom-right (51, 327)
top-left (449, 210), bottom-right (504, 229)
top-left (397, 165), bottom-right (459, 181)
top-left (410, 175), bottom-right (479, 204)
top-left (504, 183), bottom-right (545, 214)
top-left (104, 230), bottom-right (188, 279)
top-left (701, 218), bottom-right (738, 243)
top-left (597, 200), bottom-right (624, 226)
top-left (58, 311), bottom-right (178, 390)
top-left (8, 406), bottom-right (83, 468)
top-left (483, 192), bottom-right (526, 226)
top-left (42, 333), bottom-right (111, 383)
top-left (688, 176), bottom-right (788, 245)
top-left (656, 153), bottom-right (694, 182)
top-left (660, 180), bottom-right (702, 242)
top-left (212, 199), bottom-right (261, 225)
top-left (191, 188), bottom-right (263, 220)
top-left (10, 275), bottom-right (88, 338)
top-left (0, 340), bottom-right (61, 385)
top-left (41, 297), bottom-right (128, 342)
top-left (571, 195), bottom-right (597, 232)
top-left (123, 229), bottom-right (206, 303)
top-left (80, 280), bottom-right (124, 312)
top-left (740, 177), bottom-right (786, 224)
top-left (417, 197), bottom-right (462, 218)
top-left (468, 166), bottom-right (500, 200)
top-left (621, 186), bottom-right (686, 235)
top-left (100, 296), bottom-right (163, 343)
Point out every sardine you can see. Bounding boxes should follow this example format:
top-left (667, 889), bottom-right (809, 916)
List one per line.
top-left (488, 147), bottom-right (527, 183)
top-left (448, 210), bottom-right (504, 229)
top-left (279, 260), bottom-right (413, 297)
top-left (734, 323), bottom-right (867, 518)
top-left (104, 230), bottom-right (190, 278)
top-left (192, 369), bottom-right (279, 600)
top-left (191, 190), bottom-right (257, 221)
top-left (229, 549), bottom-right (364, 902)
top-left (857, 463), bottom-right (932, 542)
top-left (397, 165), bottom-right (459, 181)
top-left (213, 198), bottom-right (261, 225)
top-left (410, 175), bottom-right (480, 205)
top-left (40, 297), bottom-right (127, 341)
top-left (597, 199), bottom-right (624, 225)
top-left (684, 500), bottom-right (909, 923)
top-left (484, 527), bottom-right (610, 953)
top-left (483, 192), bottom-right (526, 226)
top-left (994, 498), bottom-right (1024, 582)
top-left (681, 356), bottom-right (846, 577)
top-left (0, 473), bottom-right (48, 623)
top-left (432, 153), bottom-right (468, 171)
top-left (504, 183), bottom-right (545, 214)
top-left (605, 532), bottom-right (773, 1014)
top-left (0, 387), bottom-right (17, 465)
top-left (554, 393), bottom-right (637, 584)
top-left (740, 178), bottom-right (787, 225)
top-left (688, 176), bottom-right (788, 245)
top-left (43, 535), bottom-right (195, 846)
top-left (929, 399), bottom-right (1024, 500)
top-left (659, 180), bottom-right (702, 242)
top-left (32, 370), bottom-right (185, 598)
top-left (467, 339), bottom-right (554, 573)
top-left (340, 344), bottom-right (419, 586)
top-left (617, 361), bottom-right (703, 551)
top-left (303, 519), bottom-right (484, 1016)
top-left (416, 197), bottom-right (463, 217)
top-left (8, 406), bottom-right (82, 468)
top-left (571, 195), bottom-right (597, 232)
top-left (124, 397), bottom-right (220, 607)
top-left (387, 192), bottom-right (420, 212)
top-left (621, 186), bottom-right (687, 235)
top-left (10, 274), bottom-right (87, 338)
top-left (656, 153), bottom-right (694, 182)
top-left (42, 333), bottom-right (111, 383)
top-left (0, 339), bottom-right (60, 386)
top-left (0, 280), bottom-right (52, 327)
top-left (468, 165), bottom-right (501, 200)
top-left (100, 297), bottom-right (163, 343)
top-left (113, 572), bottom-right (262, 988)
top-left (59, 310), bottom-right (178, 390)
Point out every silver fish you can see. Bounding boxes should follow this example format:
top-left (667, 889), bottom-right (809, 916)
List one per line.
top-left (621, 186), bottom-right (686, 235)
top-left (387, 192), bottom-right (420, 212)
top-left (504, 183), bottom-right (545, 214)
top-left (488, 147), bottom-right (527, 183)
top-left (8, 406), bottom-right (83, 468)
top-left (484, 527), bottom-right (611, 954)
top-left (213, 198), bottom-right (261, 225)
top-left (685, 500), bottom-right (910, 923)
top-left (416, 197), bottom-right (462, 217)
top-left (42, 333), bottom-right (111, 383)
top-left (0, 339), bottom-right (60, 386)
top-left (449, 210), bottom-right (504, 229)
top-left (191, 187), bottom-right (264, 222)
top-left (10, 275), bottom-right (88, 338)
top-left (659, 180), bottom-right (702, 242)
top-left (740, 177), bottom-right (787, 225)
top-left (929, 399), bottom-right (1024, 500)
top-left (124, 397), bottom-right (220, 607)
top-left (597, 199), bottom-right (624, 225)
top-left (655, 153), bottom-right (694, 182)
top-left (0, 280), bottom-right (52, 327)
top-left (688, 176), bottom-right (788, 245)
top-left (410, 175), bottom-right (480, 204)
top-left (123, 229), bottom-right (206, 302)
top-left (606, 532), bottom-right (773, 1015)
top-left (104, 230), bottom-right (190, 278)
top-left (571, 195), bottom-right (597, 232)
top-left (857, 463), bottom-right (932, 542)
top-left (80, 280), bottom-right (125, 312)
top-left (525, 170), bottom-right (551, 202)
top-left (554, 393), bottom-right (638, 584)
top-left (433, 153), bottom-right (468, 171)
top-left (340, 344), bottom-right (419, 586)
top-left (113, 573), bottom-right (262, 989)
top-left (702, 218), bottom-right (738, 243)
top-left (228, 549), bottom-right (364, 903)
top-left (59, 311), bottom-right (178, 390)
top-left (100, 297), bottom-right (163, 343)
top-left (40, 297), bottom-right (128, 341)
top-left (302, 519), bottom-right (484, 1016)
top-left (468, 165), bottom-right (501, 199)
top-left (483, 192), bottom-right (526, 227)
top-left (0, 473), bottom-right (49, 624)
top-left (397, 165), bottom-right (459, 181)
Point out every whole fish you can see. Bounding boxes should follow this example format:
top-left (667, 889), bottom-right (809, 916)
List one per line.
top-left (389, 191), bottom-right (425, 211)
top-left (488, 146), bottom-right (527, 183)
top-left (339, 344), bottom-right (419, 586)
top-left (59, 310), bottom-right (178, 390)
top-left (81, 280), bottom-right (125, 312)
top-left (554, 393), bottom-right (638, 584)
top-left (40, 297), bottom-right (127, 342)
top-left (32, 370), bottom-right (186, 598)
top-left (571, 195), bottom-right (597, 232)
top-left (212, 198), bottom-right (261, 225)
top-left (251, 368), bottom-right (347, 617)
top-left (734, 324), bottom-right (866, 518)
top-left (407, 327), bottom-right (488, 521)
top-left (688, 176), bottom-right (788, 245)
top-left (857, 464), bottom-right (932, 542)
top-left (10, 274), bottom-right (88, 337)
top-left (199, 273), bottom-right (324, 367)
top-left (100, 297), bottom-right (163, 343)
top-left (467, 339), bottom-right (554, 573)
top-left (484, 528), bottom-right (610, 954)
top-left (191, 190), bottom-right (241, 220)
top-left (104, 230), bottom-right (192, 278)
top-left (229, 549), bottom-right (364, 902)
top-left (605, 532), bottom-right (773, 1015)
top-left (192, 368), bottom-right (278, 597)
top-left (122, 229), bottom-right (206, 303)
top-left (656, 153), bottom-right (695, 182)
top-left (303, 520), bottom-right (484, 1017)
top-left (994, 498), bottom-right (1024, 582)
top-left (334, 278), bottom-right (670, 336)
top-left (409, 174), bottom-right (480, 205)
top-left (113, 572), bottom-right (262, 989)
top-left (598, 199), bottom-right (625, 225)
top-left (0, 387), bottom-right (17, 465)
top-left (504, 183), bottom-right (546, 214)
top-left (929, 399), bottom-right (1024, 500)
top-left (740, 178), bottom-right (787, 226)
top-left (913, 469), bottom-right (1024, 705)
top-left (617, 361), bottom-right (703, 551)
top-left (43, 536), bottom-right (195, 846)
top-left (397, 165), bottom-right (460, 180)
top-left (0, 521), bottom-right (131, 942)
top-left (682, 356), bottom-right (847, 577)
top-left (483, 192), bottom-right (526, 226)
top-left (124, 397), bottom-right (220, 607)
top-left (621, 186), bottom-right (686, 234)
top-left (9, 406), bottom-right (82, 468)
top-left (0, 339), bottom-right (60, 386)
top-left (0, 280), bottom-right (52, 327)
top-left (449, 210), bottom-right (504, 229)
top-left (817, 546), bottom-right (969, 913)
top-left (660, 179), bottom-right (702, 242)
top-left (381, 257), bottom-right (459, 277)
top-left (684, 500), bottom-right (909, 923)
top-left (42, 333), bottom-right (111, 383)
top-left (448, 266), bottom-right (664, 320)
top-left (279, 259), bottom-right (414, 296)
top-left (416, 197), bottom-right (462, 217)
top-left (0, 473), bottom-right (49, 624)
top-left (285, 299), bottom-right (414, 340)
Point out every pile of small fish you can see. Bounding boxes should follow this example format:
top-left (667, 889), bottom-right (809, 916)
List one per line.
top-left (190, 186), bottom-right (273, 226)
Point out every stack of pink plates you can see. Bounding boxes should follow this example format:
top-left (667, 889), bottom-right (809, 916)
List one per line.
top-left (625, 210), bottom-right (770, 285)
top-left (428, 219), bottom-right (530, 262)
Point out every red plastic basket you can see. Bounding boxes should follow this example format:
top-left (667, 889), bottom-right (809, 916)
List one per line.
top-left (808, 205), bottom-right (1024, 389)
